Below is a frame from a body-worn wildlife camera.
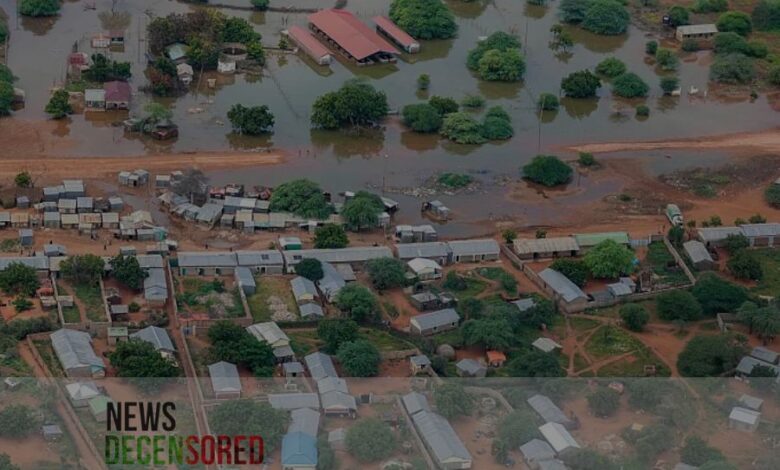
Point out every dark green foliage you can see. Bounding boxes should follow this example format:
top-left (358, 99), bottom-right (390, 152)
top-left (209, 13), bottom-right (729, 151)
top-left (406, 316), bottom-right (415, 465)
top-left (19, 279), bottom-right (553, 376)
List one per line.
top-left (366, 257), bottom-right (407, 290)
top-left (460, 94), bottom-right (485, 109)
top-left (693, 0), bottom-right (728, 12)
top-left (723, 233), bottom-right (749, 254)
top-left (496, 410), bottom-right (540, 449)
top-left (60, 254), bottom-right (105, 286)
top-left (443, 271), bottom-right (467, 290)
top-left (337, 339), bottom-right (381, 377)
top-left (466, 31), bottom-right (521, 69)
top-left (691, 272), bottom-right (749, 315)
top-left (560, 0), bottom-right (592, 23)
top-left (428, 95), bottom-right (459, 115)
top-left (682, 38), bottom-right (701, 51)
top-left (227, 104), bottom-right (274, 135)
top-left (668, 225), bottom-right (685, 247)
top-left (612, 73), bottom-right (650, 98)
top-left (207, 320), bottom-right (275, 376)
top-left (466, 32), bottom-right (525, 83)
top-left (19, 0), bottom-right (60, 17)
top-left (752, 0), bottom-right (780, 31)
top-left (335, 284), bottom-right (377, 322)
top-left (668, 6), bottom-right (690, 27)
top-left (660, 76), bottom-right (680, 94)
top-left (714, 32), bottom-right (750, 55)
top-left (0, 453), bottom-right (20, 470)
top-left (313, 224), bottom-right (348, 249)
top-left (595, 57), bottom-right (627, 78)
top-left (317, 318), bottom-right (359, 353)
top-left (578, 152), bottom-right (596, 166)
top-left (582, 0), bottom-right (630, 35)
top-left (583, 239), bottom-right (635, 278)
top-left (681, 436), bottom-right (726, 466)
top-left (440, 112), bottom-right (486, 144)
top-left (634, 423), bottom-right (675, 463)
top-left (516, 299), bottom-right (557, 329)
top-left (251, 0), bottom-right (270, 10)
top-left (110, 255), bottom-right (149, 290)
top-left (402, 103), bottom-right (443, 132)
top-left (507, 350), bottom-right (566, 377)
top-left (677, 334), bottom-right (747, 376)
top-left (437, 173), bottom-right (474, 188)
top-left (12, 297), bottom-right (32, 312)
top-left (645, 40), bottom-right (658, 55)
top-left (45, 89), bottom-right (72, 119)
top-left (434, 382), bottom-right (475, 419)
top-left (656, 289), bottom-right (702, 321)
top-left (562, 449), bottom-right (618, 470)
top-left (317, 436), bottom-right (336, 470)
top-left (620, 303), bottom-right (649, 331)
top-left (716, 11), bottom-right (753, 36)
top-left (269, 179), bottom-right (332, 219)
top-left (655, 48), bottom-right (679, 71)
top-left (109, 339), bottom-right (179, 385)
top-left (538, 93), bottom-right (560, 111)
top-left (389, 0), bottom-right (458, 40)
top-left (0, 263), bottom-right (41, 297)
top-left (417, 73), bottom-right (431, 90)
top-left (727, 250), bottom-right (763, 280)
top-left (294, 258), bottom-right (324, 282)
top-left (587, 387), bottom-right (620, 417)
top-left (211, 400), bottom-right (288, 452)
top-left (342, 191), bottom-right (384, 231)
top-left (461, 317), bottom-right (515, 350)
top-left (0, 23), bottom-right (7, 45)
top-left (636, 104), bottom-right (650, 117)
top-left (221, 16), bottom-right (260, 44)
top-left (345, 418), bottom-right (397, 461)
top-left (83, 54), bottom-right (132, 82)
top-left (561, 70), bottom-right (602, 98)
top-left (550, 259), bottom-right (588, 286)
top-left (0, 65), bottom-right (14, 84)
top-left (481, 106), bottom-right (513, 140)
top-left (311, 79), bottom-right (389, 129)
top-left (766, 183), bottom-right (780, 206)
top-left (523, 155), bottom-right (573, 186)
top-left (0, 405), bottom-right (36, 438)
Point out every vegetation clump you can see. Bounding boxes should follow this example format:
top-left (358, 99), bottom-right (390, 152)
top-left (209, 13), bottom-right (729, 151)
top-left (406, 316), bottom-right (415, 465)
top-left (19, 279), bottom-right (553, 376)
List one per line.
top-left (389, 0), bottom-right (457, 39)
top-left (466, 32), bottom-right (525, 82)
top-left (523, 155), bottom-right (573, 187)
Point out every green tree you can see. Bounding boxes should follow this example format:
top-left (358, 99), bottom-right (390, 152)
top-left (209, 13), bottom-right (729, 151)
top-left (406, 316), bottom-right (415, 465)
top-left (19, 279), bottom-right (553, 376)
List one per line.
top-left (295, 258), bottom-right (324, 282)
top-left (714, 32), bottom-right (750, 55)
top-left (620, 303), bottom-right (649, 331)
top-left (578, 152), bottom-right (596, 167)
top-left (660, 76), bottom-right (680, 94)
top-left (341, 191), bottom-right (384, 231)
top-left (428, 95), bottom-right (459, 115)
top-left (246, 41), bottom-right (265, 64)
top-left (337, 339), bottom-right (381, 377)
top-left (443, 270), bottom-right (467, 291)
top-left (144, 102), bottom-right (173, 124)
top-left (388, 0), bottom-right (458, 39)
top-left (221, 17), bottom-right (261, 44)
top-left (550, 259), bottom-right (588, 286)
top-left (0, 23), bottom-right (7, 45)
top-left (467, 32), bottom-right (522, 72)
top-left (313, 224), bottom-right (349, 249)
top-left (693, 0), bottom-right (728, 12)
top-left (717, 11), bottom-right (753, 36)
top-left (60, 254), bottom-right (105, 286)
top-left (655, 48), bottom-right (679, 71)
top-left (251, 0), bottom-right (270, 10)
top-left (583, 239), bottom-right (634, 278)
top-left (417, 73), bottom-right (431, 90)
top-left (335, 284), bottom-right (377, 321)
top-left (14, 171), bottom-right (32, 188)
top-left (311, 79), bottom-right (389, 129)
top-left (538, 93), bottom-right (560, 111)
top-left (727, 250), bottom-right (763, 280)
top-left (680, 436), bottom-right (726, 466)
top-left (523, 155), bottom-right (573, 186)
top-left (476, 49), bottom-right (525, 82)
top-left (317, 318), bottom-right (359, 353)
top-left (766, 183), bottom-right (780, 207)
top-left (434, 382), bottom-right (475, 419)
top-left (366, 257), bottom-right (407, 290)
top-left (317, 435), bottom-right (336, 470)
top-left (502, 228), bottom-right (518, 244)
top-left (691, 272), bottom-right (749, 315)
top-left (657, 289), bottom-right (702, 321)
top-left (645, 40), bottom-right (659, 55)
top-left (496, 410), bottom-right (540, 449)
top-left (227, 104), bottom-right (275, 135)
top-left (612, 73), bottom-right (650, 98)
top-left (402, 103), bottom-right (443, 132)
top-left (45, 89), bottom-right (72, 119)
top-left (677, 334), bottom-right (746, 376)
top-left (515, 299), bottom-right (557, 329)
top-left (0, 65), bottom-right (14, 84)
top-left (562, 449), bottom-right (618, 470)
top-left (345, 418), bottom-right (397, 462)
top-left (109, 339), bottom-right (179, 391)
top-left (269, 179), bottom-right (332, 219)
top-left (208, 321), bottom-right (275, 376)
top-left (0, 263), bottom-right (40, 297)
top-left (507, 349), bottom-right (566, 377)
top-left (461, 317), bottom-right (515, 350)
top-left (595, 57), bottom-right (627, 78)
top-left (634, 423), bottom-right (675, 463)
top-left (0, 453), bottom-right (20, 470)
top-left (481, 106), bottom-right (513, 140)
top-left (19, 0), bottom-right (60, 17)
top-left (752, 0), bottom-right (780, 31)
top-left (668, 225), bottom-right (685, 246)
top-left (582, 0), bottom-right (630, 35)
top-left (109, 255), bottom-right (148, 290)
top-left (587, 387), bottom-right (620, 417)
top-left (210, 400), bottom-right (288, 452)
top-left (0, 405), bottom-right (36, 438)
top-left (440, 112), bottom-right (486, 144)
top-left (560, 0), bottom-right (592, 23)
top-left (668, 6), bottom-right (691, 27)
top-left (561, 70), bottom-right (601, 98)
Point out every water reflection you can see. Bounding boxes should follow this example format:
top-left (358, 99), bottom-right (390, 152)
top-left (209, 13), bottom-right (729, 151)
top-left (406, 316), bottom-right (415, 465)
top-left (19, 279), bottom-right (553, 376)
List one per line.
top-left (655, 96), bottom-right (679, 112)
top-left (20, 16), bottom-right (57, 36)
top-left (310, 128), bottom-right (386, 159)
top-left (477, 79), bottom-right (523, 100)
top-left (568, 26), bottom-right (628, 54)
top-left (400, 130), bottom-right (439, 152)
top-left (226, 131), bottom-right (274, 150)
top-left (561, 97), bottom-right (599, 119)
top-left (402, 39), bottom-right (455, 63)
top-left (523, 4), bottom-right (548, 20)
top-left (445, 0), bottom-right (489, 19)
top-left (440, 140), bottom-right (481, 156)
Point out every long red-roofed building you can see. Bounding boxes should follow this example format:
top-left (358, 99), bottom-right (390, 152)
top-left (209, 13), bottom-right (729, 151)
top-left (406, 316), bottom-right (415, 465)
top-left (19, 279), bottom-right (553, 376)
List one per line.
top-left (288, 26), bottom-right (333, 66)
top-left (373, 16), bottom-right (420, 54)
top-left (308, 9), bottom-right (398, 65)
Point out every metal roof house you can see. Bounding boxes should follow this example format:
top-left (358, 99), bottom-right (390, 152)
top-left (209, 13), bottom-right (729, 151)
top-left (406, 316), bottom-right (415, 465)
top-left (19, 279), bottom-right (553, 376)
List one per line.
top-left (683, 241), bottom-right (716, 270)
top-left (208, 361), bottom-right (241, 399)
top-left (729, 406), bottom-right (760, 432)
top-left (236, 250), bottom-right (285, 274)
top-left (676, 23), bottom-right (718, 41)
top-left (268, 393), bottom-right (320, 411)
top-left (317, 262), bottom-right (346, 303)
top-left (456, 358), bottom-right (486, 378)
top-left (519, 438), bottom-right (557, 469)
top-left (143, 268), bottom-right (168, 307)
top-left (696, 226), bottom-right (743, 247)
top-left (750, 346), bottom-right (779, 365)
top-left (287, 25), bottom-right (332, 66)
top-left (304, 352), bottom-right (337, 381)
top-left (740, 223), bottom-right (780, 247)
top-left (408, 257), bottom-right (443, 281)
top-left (247, 322), bottom-right (290, 348)
top-left (412, 410), bottom-right (473, 469)
top-left (289, 407), bottom-right (320, 437)
top-left (299, 303), bottom-right (324, 319)
top-left (195, 203), bottom-right (223, 226)
top-left (573, 232), bottom-right (630, 251)
top-left (533, 337), bottom-right (562, 353)
top-left (738, 394), bottom-right (763, 411)
top-left (735, 356), bottom-right (780, 377)
top-left (130, 326), bottom-right (175, 355)
top-left (235, 266), bottom-right (256, 295)
top-left (373, 16), bottom-right (420, 53)
top-left (410, 308), bottom-right (460, 336)
top-left (320, 390), bottom-right (357, 416)
top-left (291, 276), bottom-right (319, 304)
top-left (65, 381), bottom-right (100, 407)
top-left (51, 329), bottom-right (106, 378)
top-left (396, 242), bottom-right (452, 265)
top-left (402, 391), bottom-right (431, 416)
top-left (177, 252), bottom-right (237, 276)
top-left (308, 9), bottom-right (398, 65)
top-left (283, 246), bottom-right (393, 272)
top-left (281, 432), bottom-right (318, 469)
top-left (538, 268), bottom-right (588, 311)
top-left (447, 239), bottom-right (500, 263)
top-left (539, 422), bottom-right (580, 456)
top-left (513, 237), bottom-right (580, 260)
top-left (527, 394), bottom-right (575, 428)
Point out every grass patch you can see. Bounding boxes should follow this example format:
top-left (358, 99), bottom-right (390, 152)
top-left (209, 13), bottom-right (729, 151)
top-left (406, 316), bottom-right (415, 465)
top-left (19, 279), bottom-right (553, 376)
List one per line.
top-left (752, 248), bottom-right (780, 296)
top-left (476, 267), bottom-right (518, 295)
top-left (62, 305), bottom-right (81, 323)
top-left (178, 277), bottom-right (246, 318)
top-left (33, 339), bottom-right (65, 377)
top-left (382, 301), bottom-right (400, 320)
top-left (437, 172), bottom-right (474, 189)
top-left (246, 276), bottom-right (297, 322)
top-left (570, 316), bottom-right (601, 332)
top-left (644, 242), bottom-right (690, 286)
top-left (72, 283), bottom-right (106, 322)
top-left (573, 352), bottom-right (589, 372)
top-left (596, 346), bottom-right (671, 377)
top-left (585, 325), bottom-right (643, 360)
top-left (443, 275), bottom-right (488, 300)
top-left (0, 238), bottom-right (19, 252)
top-left (359, 328), bottom-right (415, 352)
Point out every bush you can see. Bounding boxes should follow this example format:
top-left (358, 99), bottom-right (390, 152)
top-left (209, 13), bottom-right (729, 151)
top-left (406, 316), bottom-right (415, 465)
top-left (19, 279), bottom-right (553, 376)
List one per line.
top-left (523, 155), bottom-right (573, 187)
top-left (677, 334), bottom-right (746, 376)
top-left (620, 303), bottom-right (649, 331)
top-left (337, 339), bottom-right (381, 377)
top-left (691, 272), bottom-right (748, 315)
top-left (443, 271), bottom-right (467, 290)
top-left (481, 106), bottom-right (513, 140)
top-left (45, 89), bottom-right (73, 119)
top-left (0, 405), bottom-right (37, 438)
top-left (727, 250), bottom-right (763, 280)
top-left (752, 0), bottom-right (780, 31)
top-left (335, 284), bottom-right (377, 322)
top-left (366, 257), bottom-right (407, 290)
top-left (717, 11), bottom-right (753, 36)
top-left (295, 258), bottom-right (324, 282)
top-left (251, 0), bottom-right (270, 10)
top-left (19, 0), bottom-right (60, 17)
top-left (227, 104), bottom-right (274, 135)
top-left (693, 0), bottom-right (728, 13)
top-left (402, 103), bottom-right (443, 133)
top-left (766, 183), bottom-right (780, 206)
top-left (660, 76), bottom-right (680, 94)
top-left (538, 93), bottom-right (560, 111)
top-left (714, 32), bottom-right (750, 55)
top-left (681, 38), bottom-right (701, 52)
top-left (680, 436), bottom-right (726, 466)
top-left (645, 40), bottom-right (658, 55)
top-left (636, 105), bottom-right (650, 117)
top-left (461, 94), bottom-right (485, 108)
top-left (595, 57), bottom-right (627, 78)
top-left (560, 0), bottom-right (592, 23)
top-left (440, 112), bottom-right (486, 144)
top-left (389, 0), bottom-right (458, 40)
top-left (314, 224), bottom-right (349, 249)
top-left (550, 259), bottom-right (589, 286)
top-left (438, 173), bottom-right (474, 188)
top-left (582, 0), bottom-right (630, 35)
top-left (434, 383), bottom-right (475, 419)
top-left (668, 6), bottom-right (690, 27)
top-left (311, 79), bottom-right (388, 129)
top-left (428, 95), bottom-right (459, 115)
top-left (345, 418), bottom-right (397, 461)
top-left (723, 233), bottom-right (749, 254)
top-left (467, 33), bottom-right (526, 82)
top-left (612, 73), bottom-right (649, 98)
top-left (656, 290), bottom-right (702, 321)
top-left (561, 70), bottom-right (602, 98)
top-left (655, 48), bottom-right (679, 71)
top-left (587, 388), bottom-right (621, 418)
top-left (584, 239), bottom-right (635, 278)
top-left (417, 73), bottom-right (430, 90)
top-left (269, 179), bottom-right (332, 219)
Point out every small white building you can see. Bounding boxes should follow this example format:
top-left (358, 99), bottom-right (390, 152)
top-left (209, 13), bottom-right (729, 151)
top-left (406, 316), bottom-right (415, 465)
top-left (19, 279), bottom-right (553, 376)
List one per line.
top-left (407, 257), bottom-right (442, 281)
top-left (729, 407), bottom-right (760, 432)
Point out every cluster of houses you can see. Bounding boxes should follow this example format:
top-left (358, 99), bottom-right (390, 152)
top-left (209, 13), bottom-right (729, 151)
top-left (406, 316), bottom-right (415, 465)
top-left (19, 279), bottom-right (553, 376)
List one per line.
top-left (684, 223), bottom-right (780, 270)
top-left (85, 81), bottom-right (132, 112)
top-left (519, 394), bottom-right (580, 468)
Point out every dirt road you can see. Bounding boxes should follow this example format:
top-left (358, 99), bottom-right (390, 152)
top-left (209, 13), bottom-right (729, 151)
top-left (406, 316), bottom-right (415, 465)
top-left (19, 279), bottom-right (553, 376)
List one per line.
top-left (566, 128), bottom-right (780, 154)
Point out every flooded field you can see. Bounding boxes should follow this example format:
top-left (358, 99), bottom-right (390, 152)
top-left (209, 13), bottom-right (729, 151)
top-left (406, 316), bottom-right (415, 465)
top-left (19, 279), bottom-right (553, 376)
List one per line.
top-left (1, 0), bottom-right (777, 235)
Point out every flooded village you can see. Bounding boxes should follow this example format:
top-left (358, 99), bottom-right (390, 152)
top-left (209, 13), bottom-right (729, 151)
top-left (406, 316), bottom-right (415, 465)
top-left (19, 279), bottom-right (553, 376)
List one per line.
top-left (1, 0), bottom-right (780, 470)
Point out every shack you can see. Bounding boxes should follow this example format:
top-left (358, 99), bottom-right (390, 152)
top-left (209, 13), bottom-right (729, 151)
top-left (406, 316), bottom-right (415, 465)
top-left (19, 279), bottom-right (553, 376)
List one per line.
top-left (51, 329), bottom-right (106, 378)
top-left (308, 9), bottom-right (398, 65)
top-left (104, 81), bottom-right (131, 110)
top-left (407, 257), bottom-right (442, 281)
top-left (208, 361), bottom-right (241, 399)
top-left (676, 24), bottom-right (718, 42)
top-left (539, 422), bottom-right (580, 456)
top-left (683, 240), bottom-right (716, 270)
top-left (456, 358), bottom-right (487, 378)
top-left (287, 25), bottom-right (332, 65)
top-left (410, 308), bottom-right (460, 336)
top-left (514, 237), bottom-right (580, 260)
top-left (412, 410), bottom-right (473, 469)
top-left (538, 268), bottom-right (588, 311)
top-left (373, 16), bottom-right (420, 53)
top-left (728, 407), bottom-right (760, 432)
top-left (235, 266), bottom-right (256, 295)
top-left (447, 239), bottom-right (500, 263)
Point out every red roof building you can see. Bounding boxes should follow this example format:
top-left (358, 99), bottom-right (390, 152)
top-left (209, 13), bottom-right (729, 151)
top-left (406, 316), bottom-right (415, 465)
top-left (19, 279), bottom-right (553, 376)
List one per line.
top-left (308, 9), bottom-right (398, 64)
top-left (373, 16), bottom-right (420, 54)
top-left (288, 25), bottom-right (332, 66)
top-left (103, 81), bottom-right (131, 110)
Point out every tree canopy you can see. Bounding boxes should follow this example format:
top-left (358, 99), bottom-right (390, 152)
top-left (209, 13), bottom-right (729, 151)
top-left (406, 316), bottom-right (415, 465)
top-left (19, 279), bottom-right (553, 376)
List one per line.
top-left (677, 334), bottom-right (747, 376)
top-left (680, 436), bottom-right (726, 466)
top-left (595, 57), bottom-right (627, 78)
top-left (440, 112), bottom-right (486, 144)
top-left (561, 69), bottom-right (602, 98)
top-left (207, 320), bottom-right (275, 376)
top-left (0, 405), bottom-right (37, 438)
top-left (317, 318), bottom-right (359, 353)
top-left (402, 103), bottom-right (443, 133)
top-left (0, 453), bottom-right (20, 470)
top-left (366, 257), bottom-right (407, 290)
top-left (0, 263), bottom-right (40, 297)
top-left (60, 254), bottom-right (105, 286)
top-left (295, 258), bottom-right (324, 282)
top-left (434, 382), bottom-right (475, 419)
top-left (227, 104), bottom-right (274, 135)
top-left (19, 0), bottom-right (60, 17)
top-left (313, 224), bottom-right (349, 249)
top-left (109, 255), bottom-right (148, 290)
top-left (550, 259), bottom-right (589, 287)
top-left (335, 284), bottom-right (377, 322)
top-left (0, 82), bottom-right (13, 116)
top-left (582, 0), bottom-right (630, 35)
top-left (752, 0), bottom-right (780, 31)
top-left (523, 155), bottom-right (573, 187)
top-left (388, 0), bottom-right (458, 39)
top-left (341, 191), bottom-right (384, 231)
top-left (584, 239), bottom-right (635, 279)
top-left (507, 349), bottom-right (566, 377)
top-left (727, 250), bottom-right (763, 280)
top-left (210, 400), bottom-right (288, 452)
top-left (268, 179), bottom-right (332, 219)
top-left (612, 73), bottom-right (650, 98)
top-left (620, 303), bottom-right (650, 331)
top-left (45, 89), bottom-right (73, 119)
top-left (109, 339), bottom-right (179, 390)
top-left (428, 95), bottom-right (459, 115)
top-left (311, 79), bottom-right (389, 129)
top-left (656, 289), bottom-right (703, 321)
top-left (691, 272), bottom-right (749, 315)
top-left (467, 32), bottom-right (525, 82)
top-left (337, 339), bottom-right (381, 377)
top-left (587, 387), bottom-right (621, 417)
top-left (461, 317), bottom-right (515, 351)
top-left (345, 418), bottom-right (397, 462)
top-left (716, 11), bottom-right (753, 36)
top-left (709, 53), bottom-right (755, 84)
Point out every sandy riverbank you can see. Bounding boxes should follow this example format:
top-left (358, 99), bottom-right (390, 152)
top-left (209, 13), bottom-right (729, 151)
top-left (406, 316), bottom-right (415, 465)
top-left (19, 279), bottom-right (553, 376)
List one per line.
top-left (565, 128), bottom-right (780, 154)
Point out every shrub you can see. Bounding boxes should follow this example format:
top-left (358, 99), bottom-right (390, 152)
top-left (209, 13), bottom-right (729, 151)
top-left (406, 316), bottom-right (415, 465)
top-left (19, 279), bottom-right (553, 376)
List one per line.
top-left (402, 103), bottom-right (443, 133)
top-left (595, 57), bottom-right (627, 78)
top-left (19, 0), bottom-right (60, 17)
top-left (523, 155), bottom-right (573, 187)
top-left (636, 105), bottom-right (650, 117)
top-left (680, 436), bottom-right (726, 466)
top-left (714, 32), bottom-right (750, 55)
top-left (645, 40), bottom-right (658, 55)
top-left (682, 38), bottom-right (701, 52)
top-left (582, 0), bottom-right (630, 35)
top-left (417, 73), bottom-right (430, 90)
top-left (550, 259), bottom-right (589, 287)
top-left (389, 0), bottom-right (458, 40)
top-left (443, 271), bottom-right (467, 290)
top-left (578, 152), bottom-right (596, 166)
top-left (766, 183), bottom-right (780, 206)
top-left (461, 94), bottom-right (485, 108)
top-left (612, 73), bottom-right (649, 98)
top-left (620, 303), bottom-right (649, 331)
top-left (428, 95), bottom-right (459, 115)
top-left (723, 234), bottom-right (749, 254)
top-left (467, 33), bottom-right (526, 82)
top-left (538, 93), bottom-right (560, 111)
top-left (693, 0), bottom-right (728, 13)
top-left (716, 11), bottom-right (753, 36)
top-left (710, 53), bottom-right (755, 84)
top-left (668, 6), bottom-right (690, 27)
top-left (727, 251), bottom-right (763, 280)
top-left (227, 104), bottom-right (274, 135)
top-left (438, 173), bottom-right (474, 188)
top-left (747, 41), bottom-right (768, 58)
top-left (691, 272), bottom-right (749, 316)
top-left (311, 79), bottom-right (388, 129)
top-left (584, 239), bottom-right (635, 278)
top-left (440, 112), bottom-right (486, 144)
top-left (656, 290), bottom-right (702, 321)
top-left (561, 70), bottom-right (601, 98)
top-left (481, 106), bottom-right (513, 140)
top-left (337, 339), bottom-right (381, 377)
top-left (751, 0), bottom-right (780, 31)
top-left (660, 76), bottom-right (680, 94)
top-left (587, 388), bottom-right (621, 417)
top-left (677, 334), bottom-right (746, 376)
top-left (655, 48), bottom-right (679, 71)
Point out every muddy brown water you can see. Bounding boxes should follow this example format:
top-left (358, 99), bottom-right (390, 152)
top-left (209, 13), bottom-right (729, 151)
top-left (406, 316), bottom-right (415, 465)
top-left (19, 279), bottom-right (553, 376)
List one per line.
top-left (1, 0), bottom-right (776, 236)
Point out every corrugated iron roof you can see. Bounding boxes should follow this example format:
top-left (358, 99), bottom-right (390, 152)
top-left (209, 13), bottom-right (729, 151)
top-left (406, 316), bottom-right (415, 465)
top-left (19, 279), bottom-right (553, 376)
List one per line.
top-left (308, 9), bottom-right (398, 61)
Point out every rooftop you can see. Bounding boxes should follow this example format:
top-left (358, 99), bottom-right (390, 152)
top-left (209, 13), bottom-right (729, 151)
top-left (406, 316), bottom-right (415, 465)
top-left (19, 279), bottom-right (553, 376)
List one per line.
top-left (514, 237), bottom-right (580, 255)
top-left (308, 9), bottom-right (398, 61)
top-left (538, 268), bottom-right (587, 303)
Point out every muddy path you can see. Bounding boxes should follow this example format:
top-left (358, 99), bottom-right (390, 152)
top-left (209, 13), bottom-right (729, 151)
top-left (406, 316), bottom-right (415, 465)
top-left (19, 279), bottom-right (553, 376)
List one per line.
top-left (565, 128), bottom-right (780, 154)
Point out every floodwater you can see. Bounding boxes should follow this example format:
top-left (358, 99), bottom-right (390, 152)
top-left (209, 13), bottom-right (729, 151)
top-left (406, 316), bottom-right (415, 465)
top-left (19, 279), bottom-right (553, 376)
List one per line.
top-left (1, 0), bottom-right (777, 235)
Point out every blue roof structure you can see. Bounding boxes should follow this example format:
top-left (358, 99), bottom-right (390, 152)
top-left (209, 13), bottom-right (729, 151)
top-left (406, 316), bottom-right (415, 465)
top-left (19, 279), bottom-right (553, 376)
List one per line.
top-left (281, 432), bottom-right (318, 466)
